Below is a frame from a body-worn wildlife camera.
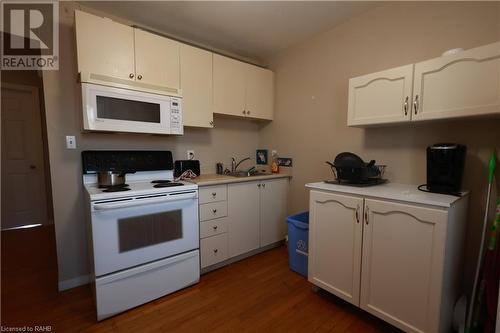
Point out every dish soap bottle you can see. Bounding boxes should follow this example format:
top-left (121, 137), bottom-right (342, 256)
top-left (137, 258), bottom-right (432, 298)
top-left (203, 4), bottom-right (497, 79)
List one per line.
top-left (271, 151), bottom-right (279, 174)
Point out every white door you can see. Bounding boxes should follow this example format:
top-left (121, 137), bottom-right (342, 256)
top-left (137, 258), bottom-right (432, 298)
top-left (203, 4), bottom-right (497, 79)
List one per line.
top-left (213, 54), bottom-right (247, 117)
top-left (1, 85), bottom-right (48, 230)
top-left (227, 181), bottom-right (260, 257)
top-left (245, 65), bottom-right (274, 120)
top-left (413, 41), bottom-right (500, 121)
top-left (347, 64), bottom-right (414, 126)
top-left (75, 10), bottom-right (135, 82)
top-left (134, 29), bottom-right (180, 94)
top-left (259, 179), bottom-right (288, 247)
top-left (360, 199), bottom-right (447, 333)
top-left (180, 44), bottom-right (213, 128)
top-left (308, 190), bottom-right (363, 306)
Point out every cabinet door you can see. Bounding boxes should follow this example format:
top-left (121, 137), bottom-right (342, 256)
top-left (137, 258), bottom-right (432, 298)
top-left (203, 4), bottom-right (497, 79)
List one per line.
top-left (347, 64), bottom-right (413, 126)
top-left (227, 181), bottom-right (260, 257)
top-left (75, 10), bottom-right (135, 82)
top-left (134, 29), bottom-right (180, 94)
top-left (245, 65), bottom-right (274, 120)
top-left (180, 44), bottom-right (213, 128)
top-left (213, 54), bottom-right (247, 117)
top-left (360, 199), bottom-right (447, 333)
top-left (413, 41), bottom-right (500, 121)
top-left (308, 190), bottom-right (363, 306)
top-left (260, 179), bottom-right (288, 247)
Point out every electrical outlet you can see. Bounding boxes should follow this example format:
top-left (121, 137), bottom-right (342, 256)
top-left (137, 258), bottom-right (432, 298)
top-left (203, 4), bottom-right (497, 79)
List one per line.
top-left (66, 135), bottom-right (76, 149)
top-left (187, 150), bottom-right (195, 160)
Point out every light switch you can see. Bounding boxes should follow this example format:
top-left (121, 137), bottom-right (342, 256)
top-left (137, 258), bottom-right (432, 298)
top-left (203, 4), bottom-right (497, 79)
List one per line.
top-left (66, 135), bottom-right (76, 149)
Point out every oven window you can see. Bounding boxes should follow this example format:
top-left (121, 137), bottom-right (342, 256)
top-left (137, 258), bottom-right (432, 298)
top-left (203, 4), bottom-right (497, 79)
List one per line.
top-left (118, 210), bottom-right (182, 252)
top-left (96, 96), bottom-right (161, 123)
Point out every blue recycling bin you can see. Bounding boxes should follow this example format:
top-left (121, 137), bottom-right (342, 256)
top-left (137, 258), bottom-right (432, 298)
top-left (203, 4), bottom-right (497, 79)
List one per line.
top-left (287, 212), bottom-right (309, 277)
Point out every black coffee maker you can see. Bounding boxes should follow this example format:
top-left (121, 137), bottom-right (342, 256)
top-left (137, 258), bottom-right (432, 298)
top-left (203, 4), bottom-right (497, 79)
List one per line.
top-left (426, 143), bottom-right (466, 194)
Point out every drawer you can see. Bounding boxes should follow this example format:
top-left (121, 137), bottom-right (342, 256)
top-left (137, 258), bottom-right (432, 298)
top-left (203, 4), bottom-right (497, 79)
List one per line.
top-left (199, 185), bottom-right (227, 204)
top-left (201, 233), bottom-right (228, 268)
top-left (95, 250), bottom-right (199, 320)
top-left (200, 201), bottom-right (227, 221)
top-left (200, 217), bottom-right (228, 239)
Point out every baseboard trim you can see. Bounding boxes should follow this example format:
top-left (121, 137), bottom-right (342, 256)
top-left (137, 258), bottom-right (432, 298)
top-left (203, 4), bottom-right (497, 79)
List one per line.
top-left (58, 274), bottom-right (91, 291)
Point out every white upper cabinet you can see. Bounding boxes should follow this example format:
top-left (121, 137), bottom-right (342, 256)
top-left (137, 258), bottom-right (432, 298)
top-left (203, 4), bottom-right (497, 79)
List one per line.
top-left (213, 54), bottom-right (247, 117)
top-left (180, 44), bottom-right (213, 128)
top-left (75, 10), bottom-right (135, 82)
top-left (412, 41), bottom-right (500, 121)
top-left (75, 10), bottom-right (180, 96)
top-left (347, 41), bottom-right (500, 126)
top-left (134, 29), bottom-right (180, 94)
top-left (245, 65), bottom-right (275, 120)
top-left (348, 64), bottom-right (414, 126)
top-left (213, 54), bottom-right (275, 120)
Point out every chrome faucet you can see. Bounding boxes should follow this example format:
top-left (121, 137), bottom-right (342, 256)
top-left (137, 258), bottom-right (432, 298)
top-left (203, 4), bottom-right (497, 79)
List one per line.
top-left (231, 157), bottom-right (252, 173)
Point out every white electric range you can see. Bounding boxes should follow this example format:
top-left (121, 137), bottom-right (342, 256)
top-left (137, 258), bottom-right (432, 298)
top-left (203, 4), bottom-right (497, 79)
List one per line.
top-left (82, 151), bottom-right (200, 321)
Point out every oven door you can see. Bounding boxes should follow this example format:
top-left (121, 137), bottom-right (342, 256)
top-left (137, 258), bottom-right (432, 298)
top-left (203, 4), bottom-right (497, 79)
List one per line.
top-left (82, 83), bottom-right (183, 135)
top-left (90, 190), bottom-right (199, 277)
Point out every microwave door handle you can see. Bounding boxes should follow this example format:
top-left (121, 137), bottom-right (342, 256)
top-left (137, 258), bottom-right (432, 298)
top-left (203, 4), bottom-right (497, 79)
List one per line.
top-left (93, 192), bottom-right (197, 211)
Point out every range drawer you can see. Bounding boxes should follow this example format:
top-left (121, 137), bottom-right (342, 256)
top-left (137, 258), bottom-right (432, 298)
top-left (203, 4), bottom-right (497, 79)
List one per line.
top-left (200, 201), bottom-right (227, 221)
top-left (199, 185), bottom-right (227, 204)
top-left (95, 250), bottom-right (199, 321)
top-left (201, 233), bottom-right (228, 268)
top-left (200, 217), bottom-right (228, 239)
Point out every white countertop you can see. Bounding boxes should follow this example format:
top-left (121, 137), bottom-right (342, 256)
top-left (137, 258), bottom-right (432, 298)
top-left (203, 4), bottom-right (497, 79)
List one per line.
top-left (188, 173), bottom-right (291, 187)
top-left (305, 182), bottom-right (468, 208)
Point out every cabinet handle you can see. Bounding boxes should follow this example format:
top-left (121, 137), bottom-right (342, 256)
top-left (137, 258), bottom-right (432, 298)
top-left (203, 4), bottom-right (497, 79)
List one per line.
top-left (247, 110), bottom-right (251, 115)
top-left (137, 74), bottom-right (143, 80)
top-left (212, 192), bottom-right (217, 197)
top-left (213, 248), bottom-right (218, 253)
top-left (262, 183), bottom-right (265, 188)
top-left (129, 73), bottom-right (134, 79)
top-left (355, 205), bottom-right (360, 223)
top-left (258, 184), bottom-right (261, 188)
top-left (364, 207), bottom-right (369, 225)
top-left (413, 95), bottom-right (419, 115)
top-left (242, 110), bottom-right (246, 115)
top-left (213, 225), bottom-right (218, 230)
top-left (403, 96), bottom-right (409, 116)
top-left (209, 120), bottom-right (214, 127)
top-left (212, 209), bottom-right (217, 214)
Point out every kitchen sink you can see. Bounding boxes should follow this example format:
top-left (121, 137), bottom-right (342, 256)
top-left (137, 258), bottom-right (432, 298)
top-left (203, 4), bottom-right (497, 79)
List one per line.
top-left (229, 171), bottom-right (272, 178)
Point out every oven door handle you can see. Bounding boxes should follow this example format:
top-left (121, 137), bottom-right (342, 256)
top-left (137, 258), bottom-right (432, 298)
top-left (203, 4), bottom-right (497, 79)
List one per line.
top-left (93, 191), bottom-right (197, 211)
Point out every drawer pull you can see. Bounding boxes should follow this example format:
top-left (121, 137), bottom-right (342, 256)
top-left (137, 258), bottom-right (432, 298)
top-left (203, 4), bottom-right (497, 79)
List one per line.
top-left (213, 225), bottom-right (218, 230)
top-left (212, 192), bottom-right (217, 197)
top-left (212, 209), bottom-right (217, 214)
top-left (213, 248), bottom-right (218, 253)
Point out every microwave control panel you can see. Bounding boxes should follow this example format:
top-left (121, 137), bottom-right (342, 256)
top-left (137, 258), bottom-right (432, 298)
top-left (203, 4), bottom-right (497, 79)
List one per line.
top-left (170, 98), bottom-right (183, 134)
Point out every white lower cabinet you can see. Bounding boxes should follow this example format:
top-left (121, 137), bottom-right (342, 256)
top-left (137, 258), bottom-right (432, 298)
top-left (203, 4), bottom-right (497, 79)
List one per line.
top-left (200, 178), bottom-right (289, 270)
top-left (308, 187), bottom-right (468, 333)
top-left (227, 181), bottom-right (261, 257)
top-left (308, 191), bottom-right (363, 306)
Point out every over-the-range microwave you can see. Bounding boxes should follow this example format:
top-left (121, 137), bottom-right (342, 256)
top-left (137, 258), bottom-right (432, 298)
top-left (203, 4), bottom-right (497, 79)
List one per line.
top-left (81, 83), bottom-right (183, 135)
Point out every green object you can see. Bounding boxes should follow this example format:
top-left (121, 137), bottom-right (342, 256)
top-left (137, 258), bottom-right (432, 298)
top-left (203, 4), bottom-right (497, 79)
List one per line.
top-left (488, 151), bottom-right (497, 184)
top-left (487, 198), bottom-right (500, 251)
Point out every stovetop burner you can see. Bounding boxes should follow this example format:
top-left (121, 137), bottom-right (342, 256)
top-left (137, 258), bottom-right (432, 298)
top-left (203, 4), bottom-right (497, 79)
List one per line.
top-left (153, 182), bottom-right (184, 188)
top-left (102, 186), bottom-right (131, 192)
top-left (99, 184), bottom-right (129, 189)
top-left (151, 180), bottom-right (172, 184)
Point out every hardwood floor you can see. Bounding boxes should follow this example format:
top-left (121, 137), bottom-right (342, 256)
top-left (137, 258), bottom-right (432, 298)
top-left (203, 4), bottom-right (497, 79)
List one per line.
top-left (1, 226), bottom-right (401, 332)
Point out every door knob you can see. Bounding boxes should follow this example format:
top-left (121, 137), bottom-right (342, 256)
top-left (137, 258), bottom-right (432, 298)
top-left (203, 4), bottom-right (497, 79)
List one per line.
top-left (129, 73), bottom-right (134, 79)
top-left (137, 74), bottom-right (143, 80)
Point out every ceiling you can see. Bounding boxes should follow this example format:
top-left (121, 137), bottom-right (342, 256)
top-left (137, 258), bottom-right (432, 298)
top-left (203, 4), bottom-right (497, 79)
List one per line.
top-left (79, 1), bottom-right (377, 63)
